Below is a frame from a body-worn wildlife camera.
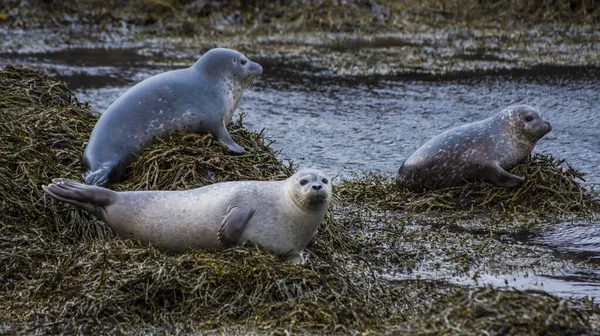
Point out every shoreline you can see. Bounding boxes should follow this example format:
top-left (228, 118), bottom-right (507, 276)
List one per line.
top-left (1, 1), bottom-right (598, 76)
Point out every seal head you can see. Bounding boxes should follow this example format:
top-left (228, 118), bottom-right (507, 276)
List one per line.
top-left (193, 48), bottom-right (263, 89)
top-left (504, 104), bottom-right (552, 141)
top-left (287, 168), bottom-right (332, 212)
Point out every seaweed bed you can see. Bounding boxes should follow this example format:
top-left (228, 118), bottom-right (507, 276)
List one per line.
top-left (1, 64), bottom-right (599, 334)
top-left (338, 155), bottom-right (600, 224)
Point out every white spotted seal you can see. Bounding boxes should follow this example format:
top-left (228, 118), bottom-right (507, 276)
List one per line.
top-left (43, 169), bottom-right (331, 264)
top-left (83, 48), bottom-right (263, 187)
top-left (396, 105), bottom-right (552, 191)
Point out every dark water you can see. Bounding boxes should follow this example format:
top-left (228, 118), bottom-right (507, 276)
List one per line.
top-left (2, 48), bottom-right (599, 298)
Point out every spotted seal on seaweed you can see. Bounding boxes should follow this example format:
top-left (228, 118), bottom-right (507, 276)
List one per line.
top-left (396, 105), bottom-right (552, 191)
top-left (82, 48), bottom-right (263, 187)
top-left (43, 169), bottom-right (331, 264)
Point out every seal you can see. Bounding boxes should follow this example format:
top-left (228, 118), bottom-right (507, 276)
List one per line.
top-left (396, 104), bottom-right (552, 191)
top-left (43, 169), bottom-right (331, 264)
top-left (82, 48), bottom-right (263, 187)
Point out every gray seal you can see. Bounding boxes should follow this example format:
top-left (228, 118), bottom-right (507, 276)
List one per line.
top-left (396, 105), bottom-right (552, 191)
top-left (43, 169), bottom-right (331, 264)
top-left (82, 48), bottom-right (263, 187)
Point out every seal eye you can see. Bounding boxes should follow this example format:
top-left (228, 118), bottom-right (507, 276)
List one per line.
top-left (322, 178), bottom-right (328, 184)
top-left (299, 179), bottom-right (308, 186)
top-left (525, 116), bottom-right (534, 122)
top-left (240, 59), bottom-right (247, 66)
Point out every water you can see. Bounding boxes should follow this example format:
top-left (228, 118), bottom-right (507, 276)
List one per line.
top-left (534, 220), bottom-right (600, 263)
top-left (400, 225), bottom-right (600, 298)
top-left (2, 48), bottom-right (599, 298)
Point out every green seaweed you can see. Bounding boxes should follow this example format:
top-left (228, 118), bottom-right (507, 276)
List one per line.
top-left (1, 64), bottom-right (598, 335)
top-left (401, 286), bottom-right (597, 336)
top-left (337, 155), bottom-right (600, 225)
top-left (0, 64), bottom-right (405, 334)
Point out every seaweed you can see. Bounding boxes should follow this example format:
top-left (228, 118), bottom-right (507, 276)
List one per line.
top-left (116, 119), bottom-right (294, 192)
top-left (401, 286), bottom-right (597, 336)
top-left (1, 64), bottom-right (598, 335)
top-left (337, 155), bottom-right (600, 224)
top-left (1, 0), bottom-right (597, 32)
top-left (0, 64), bottom-right (405, 334)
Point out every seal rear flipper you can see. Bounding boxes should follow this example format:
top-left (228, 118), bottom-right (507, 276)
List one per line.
top-left (217, 206), bottom-right (255, 247)
top-left (485, 162), bottom-right (526, 188)
top-left (43, 178), bottom-right (117, 219)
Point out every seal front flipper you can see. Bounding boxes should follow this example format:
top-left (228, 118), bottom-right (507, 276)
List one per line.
top-left (218, 206), bottom-right (255, 246)
top-left (215, 126), bottom-right (245, 155)
top-left (83, 164), bottom-right (114, 187)
top-left (485, 162), bottom-right (526, 188)
top-left (43, 178), bottom-right (117, 219)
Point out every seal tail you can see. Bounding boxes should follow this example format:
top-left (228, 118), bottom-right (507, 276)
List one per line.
top-left (43, 178), bottom-right (117, 219)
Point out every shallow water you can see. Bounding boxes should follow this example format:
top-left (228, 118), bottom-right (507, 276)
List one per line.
top-left (2, 48), bottom-right (599, 298)
top-left (393, 220), bottom-right (600, 298)
top-left (534, 220), bottom-right (600, 263)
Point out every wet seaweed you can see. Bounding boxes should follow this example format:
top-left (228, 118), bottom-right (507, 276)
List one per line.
top-left (116, 119), bottom-right (294, 192)
top-left (401, 286), bottom-right (597, 336)
top-left (2, 0), bottom-right (597, 35)
top-left (449, 0), bottom-right (600, 23)
top-left (0, 64), bottom-right (406, 334)
top-left (0, 64), bottom-right (95, 227)
top-left (337, 155), bottom-right (600, 223)
top-left (1, 64), bottom-right (598, 334)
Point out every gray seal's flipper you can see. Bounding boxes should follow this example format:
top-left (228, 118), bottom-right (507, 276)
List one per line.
top-left (485, 162), bottom-right (526, 188)
top-left (218, 205), bottom-right (255, 246)
top-left (215, 126), bottom-right (245, 155)
top-left (83, 165), bottom-right (113, 187)
top-left (43, 178), bottom-right (117, 219)
top-left (283, 253), bottom-right (306, 265)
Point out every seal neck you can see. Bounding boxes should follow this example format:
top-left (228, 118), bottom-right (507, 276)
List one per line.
top-left (191, 59), bottom-right (225, 81)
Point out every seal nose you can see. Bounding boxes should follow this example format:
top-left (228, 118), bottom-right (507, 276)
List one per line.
top-left (546, 122), bottom-right (552, 132)
top-left (311, 185), bottom-right (322, 191)
top-left (253, 62), bottom-right (263, 75)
